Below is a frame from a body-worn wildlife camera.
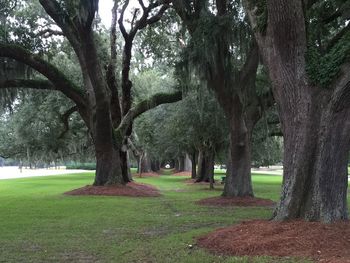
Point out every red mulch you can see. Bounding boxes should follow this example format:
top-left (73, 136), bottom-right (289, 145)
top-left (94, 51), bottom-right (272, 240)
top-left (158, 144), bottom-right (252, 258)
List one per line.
top-left (173, 171), bottom-right (191, 176)
top-left (196, 196), bottom-right (275, 207)
top-left (64, 182), bottom-right (160, 197)
top-left (197, 219), bottom-right (350, 262)
top-left (132, 172), bottom-right (160, 177)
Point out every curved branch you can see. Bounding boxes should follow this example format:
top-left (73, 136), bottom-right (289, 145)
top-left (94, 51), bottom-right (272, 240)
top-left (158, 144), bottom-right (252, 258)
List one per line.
top-left (0, 43), bottom-right (86, 109)
top-left (117, 91), bottom-right (182, 140)
top-left (118, 0), bottom-right (130, 40)
top-left (0, 79), bottom-right (55, 90)
top-left (58, 106), bottom-right (78, 139)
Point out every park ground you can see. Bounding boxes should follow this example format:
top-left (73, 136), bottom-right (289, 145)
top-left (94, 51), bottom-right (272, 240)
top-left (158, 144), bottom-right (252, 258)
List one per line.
top-left (0, 170), bottom-right (349, 263)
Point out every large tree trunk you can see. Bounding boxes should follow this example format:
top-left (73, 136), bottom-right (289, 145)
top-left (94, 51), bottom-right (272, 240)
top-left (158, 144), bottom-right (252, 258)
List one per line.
top-left (94, 146), bottom-right (124, 186)
top-left (244, 0), bottom-right (350, 222)
top-left (272, 96), bottom-right (350, 222)
top-left (223, 103), bottom-right (254, 197)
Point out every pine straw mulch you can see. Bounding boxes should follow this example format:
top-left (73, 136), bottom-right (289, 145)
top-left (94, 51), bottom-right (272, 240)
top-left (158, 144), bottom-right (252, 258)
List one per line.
top-left (196, 196), bottom-right (275, 207)
top-left (197, 219), bottom-right (350, 262)
top-left (64, 182), bottom-right (160, 197)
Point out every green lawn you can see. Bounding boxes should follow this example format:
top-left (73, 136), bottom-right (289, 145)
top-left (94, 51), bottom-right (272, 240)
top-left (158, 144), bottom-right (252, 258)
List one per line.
top-left (0, 172), bottom-right (347, 263)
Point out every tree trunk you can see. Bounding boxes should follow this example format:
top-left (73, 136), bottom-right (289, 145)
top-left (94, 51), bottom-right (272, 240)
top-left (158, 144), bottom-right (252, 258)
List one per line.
top-left (196, 148), bottom-right (215, 183)
top-left (120, 150), bottom-right (132, 182)
top-left (139, 152), bottom-right (151, 173)
top-left (94, 146), bottom-right (124, 186)
top-left (191, 151), bottom-right (197, 179)
top-left (177, 156), bottom-right (185, 172)
top-left (151, 160), bottom-right (160, 172)
top-left (184, 153), bottom-right (192, 172)
top-left (223, 107), bottom-right (254, 197)
top-left (272, 101), bottom-right (350, 222)
top-left (244, 0), bottom-right (350, 222)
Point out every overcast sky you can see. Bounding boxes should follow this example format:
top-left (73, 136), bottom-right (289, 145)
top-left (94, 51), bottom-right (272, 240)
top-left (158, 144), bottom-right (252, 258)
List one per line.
top-left (98, 0), bottom-right (113, 27)
top-left (98, 0), bottom-right (140, 28)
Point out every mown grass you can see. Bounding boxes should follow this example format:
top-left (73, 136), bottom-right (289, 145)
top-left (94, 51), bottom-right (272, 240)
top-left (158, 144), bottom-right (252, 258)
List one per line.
top-left (0, 171), bottom-right (347, 263)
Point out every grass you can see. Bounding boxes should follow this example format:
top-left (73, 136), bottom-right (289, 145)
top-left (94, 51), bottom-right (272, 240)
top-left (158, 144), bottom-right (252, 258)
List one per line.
top-left (0, 172), bottom-right (347, 263)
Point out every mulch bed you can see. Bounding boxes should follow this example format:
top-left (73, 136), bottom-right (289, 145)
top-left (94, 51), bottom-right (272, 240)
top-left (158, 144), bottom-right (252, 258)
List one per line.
top-left (132, 172), bottom-right (160, 177)
top-left (64, 182), bottom-right (160, 197)
top-left (196, 196), bottom-right (275, 207)
top-left (173, 171), bottom-right (191, 176)
top-left (197, 219), bottom-right (350, 262)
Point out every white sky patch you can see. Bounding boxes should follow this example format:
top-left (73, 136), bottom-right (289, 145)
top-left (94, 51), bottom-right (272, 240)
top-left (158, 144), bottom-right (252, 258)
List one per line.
top-left (98, 0), bottom-right (142, 28)
top-left (98, 0), bottom-right (114, 27)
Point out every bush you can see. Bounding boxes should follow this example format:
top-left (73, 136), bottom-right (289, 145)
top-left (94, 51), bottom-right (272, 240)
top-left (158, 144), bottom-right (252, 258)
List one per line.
top-left (66, 163), bottom-right (96, 170)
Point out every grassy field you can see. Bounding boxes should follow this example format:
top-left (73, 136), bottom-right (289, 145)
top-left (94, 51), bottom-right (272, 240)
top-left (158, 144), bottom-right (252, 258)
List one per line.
top-left (0, 172), bottom-right (348, 263)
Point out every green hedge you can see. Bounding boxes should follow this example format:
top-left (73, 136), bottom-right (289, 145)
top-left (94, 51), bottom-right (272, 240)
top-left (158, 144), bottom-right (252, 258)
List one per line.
top-left (66, 163), bottom-right (96, 170)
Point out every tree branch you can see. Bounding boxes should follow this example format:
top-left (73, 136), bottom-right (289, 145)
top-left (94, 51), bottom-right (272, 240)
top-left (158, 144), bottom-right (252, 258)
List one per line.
top-left (107, 0), bottom-right (122, 126)
top-left (35, 28), bottom-right (64, 38)
top-left (118, 0), bottom-right (130, 40)
top-left (0, 43), bottom-right (86, 109)
top-left (116, 91), bottom-right (182, 140)
top-left (0, 79), bottom-right (55, 90)
top-left (58, 106), bottom-right (78, 139)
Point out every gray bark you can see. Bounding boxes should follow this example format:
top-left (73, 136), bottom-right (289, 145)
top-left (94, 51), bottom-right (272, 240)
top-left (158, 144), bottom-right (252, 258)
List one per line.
top-left (244, 0), bottom-right (350, 222)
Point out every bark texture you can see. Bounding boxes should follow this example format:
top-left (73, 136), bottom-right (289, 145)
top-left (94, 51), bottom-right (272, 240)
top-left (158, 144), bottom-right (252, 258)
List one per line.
top-left (196, 148), bottom-right (215, 183)
top-left (244, 0), bottom-right (350, 222)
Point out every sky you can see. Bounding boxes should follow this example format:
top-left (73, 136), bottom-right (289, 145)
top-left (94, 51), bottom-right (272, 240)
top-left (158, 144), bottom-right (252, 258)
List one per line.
top-left (98, 0), bottom-right (140, 28)
top-left (98, 0), bottom-right (113, 27)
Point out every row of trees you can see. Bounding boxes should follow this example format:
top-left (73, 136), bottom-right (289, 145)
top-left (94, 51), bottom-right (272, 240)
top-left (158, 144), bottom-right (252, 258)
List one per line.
top-left (0, 0), bottom-right (349, 223)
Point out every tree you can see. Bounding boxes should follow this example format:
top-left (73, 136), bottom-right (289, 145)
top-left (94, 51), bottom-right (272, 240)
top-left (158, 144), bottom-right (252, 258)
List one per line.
top-left (134, 84), bottom-right (228, 182)
top-left (0, 0), bottom-right (182, 186)
top-left (0, 91), bottom-right (93, 166)
top-left (173, 0), bottom-right (274, 196)
top-left (244, 0), bottom-right (350, 222)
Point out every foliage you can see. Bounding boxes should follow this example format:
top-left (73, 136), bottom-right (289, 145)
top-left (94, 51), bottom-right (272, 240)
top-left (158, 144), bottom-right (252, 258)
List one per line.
top-left (306, 0), bottom-right (350, 87)
top-left (65, 162), bottom-right (96, 170)
top-left (0, 91), bottom-right (93, 165)
top-left (306, 32), bottom-right (350, 87)
top-left (251, 106), bottom-right (283, 167)
top-left (134, 78), bottom-right (229, 163)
